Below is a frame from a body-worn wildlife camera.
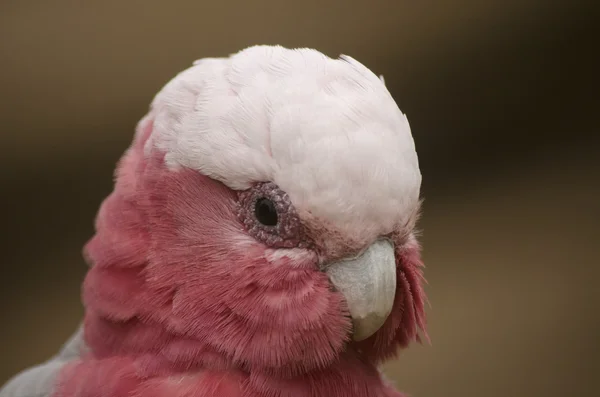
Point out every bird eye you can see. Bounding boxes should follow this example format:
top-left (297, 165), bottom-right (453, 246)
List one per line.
top-left (255, 197), bottom-right (278, 226)
top-left (237, 182), bottom-right (311, 249)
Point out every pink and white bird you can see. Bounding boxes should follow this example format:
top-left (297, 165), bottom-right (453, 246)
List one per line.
top-left (1, 45), bottom-right (428, 397)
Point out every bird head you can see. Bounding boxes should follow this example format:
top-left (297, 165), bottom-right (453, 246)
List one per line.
top-left (82, 45), bottom-right (427, 377)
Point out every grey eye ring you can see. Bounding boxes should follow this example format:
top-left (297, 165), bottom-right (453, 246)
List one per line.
top-left (237, 182), bottom-right (311, 249)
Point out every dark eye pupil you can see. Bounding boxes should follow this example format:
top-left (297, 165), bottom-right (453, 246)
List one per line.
top-left (255, 198), bottom-right (278, 226)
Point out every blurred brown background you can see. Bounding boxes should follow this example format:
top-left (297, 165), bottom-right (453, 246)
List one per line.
top-left (1, 1), bottom-right (598, 396)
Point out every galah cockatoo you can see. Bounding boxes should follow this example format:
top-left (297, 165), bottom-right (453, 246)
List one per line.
top-left (1, 45), bottom-right (427, 397)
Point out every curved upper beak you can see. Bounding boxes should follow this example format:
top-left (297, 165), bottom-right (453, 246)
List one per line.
top-left (324, 239), bottom-right (397, 341)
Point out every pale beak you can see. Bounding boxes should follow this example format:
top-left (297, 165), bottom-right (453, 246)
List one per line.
top-left (325, 239), bottom-right (397, 341)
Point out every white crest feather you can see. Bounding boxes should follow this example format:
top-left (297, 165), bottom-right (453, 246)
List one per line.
top-left (148, 45), bottom-right (421, 239)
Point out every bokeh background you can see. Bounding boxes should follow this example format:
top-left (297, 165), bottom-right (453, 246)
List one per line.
top-left (1, 1), bottom-right (598, 396)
